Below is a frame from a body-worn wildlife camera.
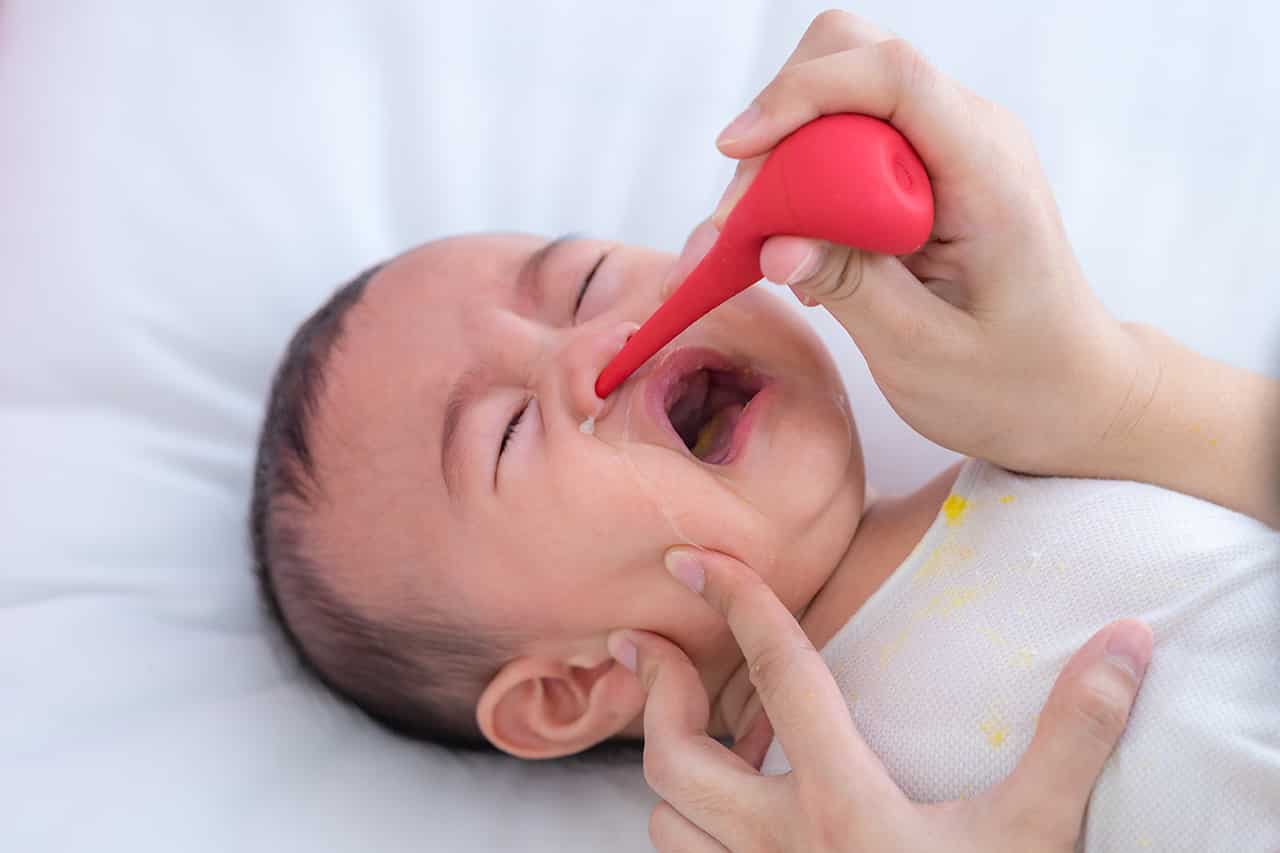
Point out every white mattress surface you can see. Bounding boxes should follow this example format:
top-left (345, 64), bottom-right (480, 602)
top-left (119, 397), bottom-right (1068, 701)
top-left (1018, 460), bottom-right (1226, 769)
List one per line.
top-left (2, 2), bottom-right (1276, 850)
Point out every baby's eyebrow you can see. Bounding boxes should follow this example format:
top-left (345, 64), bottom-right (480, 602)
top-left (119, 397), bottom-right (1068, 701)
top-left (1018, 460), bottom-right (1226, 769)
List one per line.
top-left (441, 365), bottom-right (486, 500)
top-left (439, 234), bottom-right (580, 500)
top-left (515, 233), bottom-right (578, 311)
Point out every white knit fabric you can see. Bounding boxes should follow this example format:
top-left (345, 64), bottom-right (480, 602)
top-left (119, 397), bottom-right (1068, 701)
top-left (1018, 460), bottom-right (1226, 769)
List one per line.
top-left (762, 459), bottom-right (1280, 852)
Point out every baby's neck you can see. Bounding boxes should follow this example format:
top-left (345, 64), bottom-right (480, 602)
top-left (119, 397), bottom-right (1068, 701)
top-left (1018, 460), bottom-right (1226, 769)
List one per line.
top-left (798, 461), bottom-right (964, 655)
top-left (710, 460), bottom-right (965, 743)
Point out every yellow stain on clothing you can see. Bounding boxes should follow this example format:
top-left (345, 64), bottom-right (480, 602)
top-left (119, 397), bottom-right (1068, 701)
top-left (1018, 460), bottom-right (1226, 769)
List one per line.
top-left (942, 495), bottom-right (969, 526)
top-left (980, 627), bottom-right (1035, 669)
top-left (979, 626), bottom-right (1007, 647)
top-left (878, 626), bottom-right (913, 670)
top-left (924, 585), bottom-right (982, 618)
top-left (998, 494), bottom-right (1015, 504)
top-left (980, 714), bottom-right (1009, 749)
top-left (913, 538), bottom-right (976, 584)
top-left (878, 640), bottom-right (900, 670)
top-left (1137, 836), bottom-right (1153, 848)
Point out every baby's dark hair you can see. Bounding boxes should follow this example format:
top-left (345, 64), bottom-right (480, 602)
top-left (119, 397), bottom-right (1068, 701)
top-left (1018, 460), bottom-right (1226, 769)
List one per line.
top-left (249, 262), bottom-right (507, 750)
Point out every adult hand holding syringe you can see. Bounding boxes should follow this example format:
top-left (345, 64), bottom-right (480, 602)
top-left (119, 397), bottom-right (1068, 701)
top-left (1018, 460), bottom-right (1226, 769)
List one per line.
top-left (664, 10), bottom-right (1280, 528)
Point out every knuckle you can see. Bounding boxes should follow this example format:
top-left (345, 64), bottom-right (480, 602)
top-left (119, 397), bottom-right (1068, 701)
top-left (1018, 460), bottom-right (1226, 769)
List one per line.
top-left (686, 787), bottom-right (734, 824)
top-left (881, 38), bottom-right (924, 89)
top-left (749, 637), bottom-right (816, 702)
top-left (811, 8), bottom-right (855, 38)
top-left (1070, 673), bottom-right (1133, 745)
top-left (995, 786), bottom-right (1082, 850)
top-left (1001, 799), bottom-right (1069, 849)
top-left (647, 802), bottom-right (680, 851)
top-left (892, 293), bottom-right (937, 354)
top-left (764, 65), bottom-right (801, 106)
top-left (638, 654), bottom-right (661, 693)
top-left (798, 792), bottom-right (851, 852)
top-left (712, 557), bottom-right (763, 612)
top-left (881, 38), bottom-right (942, 117)
top-left (829, 248), bottom-right (867, 302)
top-left (643, 744), bottom-right (677, 793)
top-left (724, 571), bottom-right (777, 626)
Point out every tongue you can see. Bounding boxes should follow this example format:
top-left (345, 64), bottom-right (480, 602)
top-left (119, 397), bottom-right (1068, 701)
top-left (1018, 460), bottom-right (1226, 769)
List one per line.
top-left (691, 403), bottom-right (745, 463)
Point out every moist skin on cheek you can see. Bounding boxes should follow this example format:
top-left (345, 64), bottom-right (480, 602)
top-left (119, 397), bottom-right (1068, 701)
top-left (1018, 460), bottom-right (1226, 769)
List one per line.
top-left (598, 326), bottom-right (858, 582)
top-left (579, 416), bottom-right (596, 435)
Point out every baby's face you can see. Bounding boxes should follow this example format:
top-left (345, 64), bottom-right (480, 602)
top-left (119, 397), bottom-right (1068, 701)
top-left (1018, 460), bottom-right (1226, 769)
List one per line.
top-left (313, 234), bottom-right (864, 692)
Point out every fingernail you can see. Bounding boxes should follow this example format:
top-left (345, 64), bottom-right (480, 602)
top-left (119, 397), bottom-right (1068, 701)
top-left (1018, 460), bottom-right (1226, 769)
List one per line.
top-left (717, 102), bottom-right (761, 146)
top-left (784, 244), bottom-right (825, 286)
top-left (1104, 622), bottom-right (1152, 681)
top-left (713, 170), bottom-right (750, 224)
top-left (664, 549), bottom-right (706, 594)
top-left (662, 220), bottom-right (720, 297)
top-left (678, 219), bottom-right (719, 271)
top-left (607, 631), bottom-right (637, 673)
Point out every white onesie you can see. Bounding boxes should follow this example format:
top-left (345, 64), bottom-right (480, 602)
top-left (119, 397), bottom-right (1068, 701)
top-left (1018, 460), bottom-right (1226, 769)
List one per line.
top-left (761, 458), bottom-right (1280, 852)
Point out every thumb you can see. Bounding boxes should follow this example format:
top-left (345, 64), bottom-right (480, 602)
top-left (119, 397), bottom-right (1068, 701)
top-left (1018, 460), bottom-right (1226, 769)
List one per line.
top-left (729, 703), bottom-right (775, 771)
top-left (759, 235), bottom-right (967, 364)
top-left (991, 619), bottom-right (1153, 845)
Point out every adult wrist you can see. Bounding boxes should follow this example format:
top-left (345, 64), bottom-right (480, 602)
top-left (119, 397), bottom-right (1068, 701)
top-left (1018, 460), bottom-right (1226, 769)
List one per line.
top-left (1091, 321), bottom-right (1171, 484)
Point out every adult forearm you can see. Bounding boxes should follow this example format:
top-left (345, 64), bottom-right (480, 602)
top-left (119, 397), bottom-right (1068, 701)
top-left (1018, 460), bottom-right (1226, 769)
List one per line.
top-left (1097, 322), bottom-right (1280, 528)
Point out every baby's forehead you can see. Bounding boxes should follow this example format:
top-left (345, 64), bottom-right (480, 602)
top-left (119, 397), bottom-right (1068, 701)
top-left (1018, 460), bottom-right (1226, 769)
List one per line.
top-left (376, 233), bottom-right (546, 300)
top-left (318, 239), bottom-right (501, 432)
top-left (306, 234), bottom-right (545, 527)
top-left (336, 232), bottom-right (541, 372)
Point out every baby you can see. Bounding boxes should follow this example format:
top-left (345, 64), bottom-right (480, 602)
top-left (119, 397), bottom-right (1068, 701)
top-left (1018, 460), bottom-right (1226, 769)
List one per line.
top-left (251, 231), bottom-right (1280, 849)
top-left (251, 232), bottom-right (864, 749)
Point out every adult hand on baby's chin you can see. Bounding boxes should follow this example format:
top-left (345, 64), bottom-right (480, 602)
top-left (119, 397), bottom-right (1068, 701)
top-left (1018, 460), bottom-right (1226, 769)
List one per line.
top-left (701, 10), bottom-right (1159, 480)
top-left (608, 548), bottom-right (1153, 853)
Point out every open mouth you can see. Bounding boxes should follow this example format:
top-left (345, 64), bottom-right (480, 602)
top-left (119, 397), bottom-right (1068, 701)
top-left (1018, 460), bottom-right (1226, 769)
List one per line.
top-left (664, 366), bottom-right (764, 464)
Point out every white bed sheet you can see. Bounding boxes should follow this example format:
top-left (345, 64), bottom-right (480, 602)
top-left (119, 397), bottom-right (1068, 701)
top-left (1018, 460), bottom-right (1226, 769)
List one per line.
top-left (1, 1), bottom-right (1276, 850)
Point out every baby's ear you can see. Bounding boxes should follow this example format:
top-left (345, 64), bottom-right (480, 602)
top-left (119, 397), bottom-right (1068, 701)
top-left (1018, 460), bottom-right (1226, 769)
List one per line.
top-left (476, 649), bottom-right (645, 759)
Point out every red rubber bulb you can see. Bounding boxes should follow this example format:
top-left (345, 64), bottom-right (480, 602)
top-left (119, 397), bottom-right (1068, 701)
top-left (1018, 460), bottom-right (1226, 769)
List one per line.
top-left (594, 113), bottom-right (933, 399)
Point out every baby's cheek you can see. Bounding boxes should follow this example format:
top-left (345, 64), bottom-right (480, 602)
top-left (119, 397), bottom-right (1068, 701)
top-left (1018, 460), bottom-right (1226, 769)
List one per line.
top-left (565, 445), bottom-right (699, 550)
top-left (715, 286), bottom-right (813, 349)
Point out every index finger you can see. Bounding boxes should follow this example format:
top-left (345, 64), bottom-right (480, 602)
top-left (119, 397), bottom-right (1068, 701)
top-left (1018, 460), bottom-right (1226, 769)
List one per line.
top-left (718, 36), bottom-right (994, 186)
top-left (607, 629), bottom-right (771, 850)
top-left (778, 8), bottom-right (891, 69)
top-left (665, 548), bottom-right (896, 790)
top-left (709, 13), bottom-right (891, 230)
top-left (609, 628), bottom-right (742, 781)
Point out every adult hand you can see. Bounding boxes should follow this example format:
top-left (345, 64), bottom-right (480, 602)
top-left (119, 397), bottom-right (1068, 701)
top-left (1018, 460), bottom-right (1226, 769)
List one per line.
top-left (686, 10), bottom-right (1159, 481)
top-left (608, 548), bottom-right (1153, 852)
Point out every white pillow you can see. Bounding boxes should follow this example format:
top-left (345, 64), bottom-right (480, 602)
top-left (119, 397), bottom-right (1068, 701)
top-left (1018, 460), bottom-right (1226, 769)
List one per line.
top-left (2, 2), bottom-right (1275, 850)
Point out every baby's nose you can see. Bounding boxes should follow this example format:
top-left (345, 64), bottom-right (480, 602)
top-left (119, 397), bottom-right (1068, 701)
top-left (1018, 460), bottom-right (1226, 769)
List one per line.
top-left (561, 321), bottom-right (639, 423)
